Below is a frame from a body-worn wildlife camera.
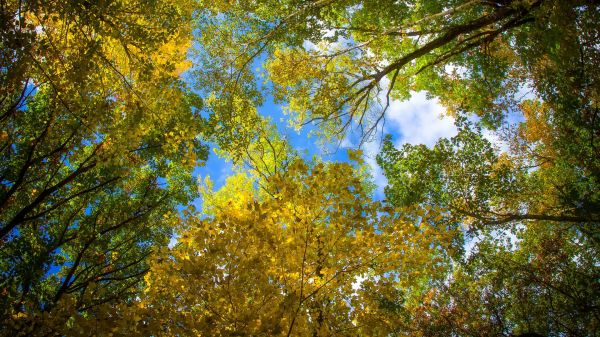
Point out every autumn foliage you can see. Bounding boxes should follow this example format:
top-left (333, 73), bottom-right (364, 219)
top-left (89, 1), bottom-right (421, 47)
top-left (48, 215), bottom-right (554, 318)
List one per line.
top-left (1, 0), bottom-right (598, 336)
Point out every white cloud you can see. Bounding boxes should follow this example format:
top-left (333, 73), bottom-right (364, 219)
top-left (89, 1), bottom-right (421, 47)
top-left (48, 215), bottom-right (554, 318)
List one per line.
top-left (481, 128), bottom-right (510, 154)
top-left (444, 64), bottom-right (468, 78)
top-left (302, 39), bottom-right (317, 51)
top-left (385, 91), bottom-right (457, 148)
top-left (515, 80), bottom-right (536, 102)
top-left (168, 234), bottom-right (179, 249)
top-left (352, 91), bottom-right (458, 200)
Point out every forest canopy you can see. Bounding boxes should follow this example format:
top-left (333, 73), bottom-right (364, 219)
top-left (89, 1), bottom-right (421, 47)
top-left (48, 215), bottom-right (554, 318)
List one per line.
top-left (1, 0), bottom-right (598, 336)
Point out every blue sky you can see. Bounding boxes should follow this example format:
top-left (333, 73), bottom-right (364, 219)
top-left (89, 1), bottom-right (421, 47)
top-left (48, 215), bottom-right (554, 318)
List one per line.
top-left (193, 88), bottom-right (459, 202)
top-left (187, 26), bottom-right (466, 204)
top-left (180, 36), bottom-right (531, 253)
top-left (187, 59), bottom-right (530, 206)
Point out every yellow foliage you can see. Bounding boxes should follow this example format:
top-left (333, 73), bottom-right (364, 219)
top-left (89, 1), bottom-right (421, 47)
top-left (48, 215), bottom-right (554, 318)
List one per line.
top-left (107, 160), bottom-right (460, 336)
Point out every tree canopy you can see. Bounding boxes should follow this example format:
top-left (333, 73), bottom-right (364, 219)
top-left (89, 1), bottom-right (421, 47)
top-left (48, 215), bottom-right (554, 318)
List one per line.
top-left (1, 0), bottom-right (598, 336)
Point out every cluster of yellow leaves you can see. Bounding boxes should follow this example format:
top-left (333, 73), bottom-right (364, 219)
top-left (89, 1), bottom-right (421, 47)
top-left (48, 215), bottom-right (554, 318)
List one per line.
top-left (18, 0), bottom-right (202, 167)
top-left (518, 99), bottom-right (555, 157)
top-left (199, 172), bottom-right (255, 216)
top-left (266, 48), bottom-right (358, 136)
top-left (91, 160), bottom-right (460, 336)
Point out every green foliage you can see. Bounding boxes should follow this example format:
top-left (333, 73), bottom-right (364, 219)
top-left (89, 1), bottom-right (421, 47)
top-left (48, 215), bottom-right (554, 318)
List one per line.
top-left (1, 0), bottom-right (599, 336)
top-left (0, 0), bottom-right (208, 334)
top-left (190, 0), bottom-right (586, 141)
top-left (372, 2), bottom-right (600, 335)
top-left (378, 119), bottom-right (523, 224)
top-left (426, 221), bottom-right (599, 336)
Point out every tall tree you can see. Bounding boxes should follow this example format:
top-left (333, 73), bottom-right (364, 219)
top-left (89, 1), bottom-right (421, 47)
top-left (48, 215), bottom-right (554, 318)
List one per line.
top-left (191, 0), bottom-right (597, 141)
top-left (372, 2), bottom-right (600, 334)
top-left (71, 159), bottom-right (458, 336)
top-left (1, 0), bottom-right (208, 334)
top-left (190, 0), bottom-right (599, 334)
